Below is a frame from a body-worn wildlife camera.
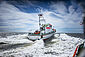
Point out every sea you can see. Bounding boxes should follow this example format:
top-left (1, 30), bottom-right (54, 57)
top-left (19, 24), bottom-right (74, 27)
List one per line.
top-left (0, 32), bottom-right (84, 57)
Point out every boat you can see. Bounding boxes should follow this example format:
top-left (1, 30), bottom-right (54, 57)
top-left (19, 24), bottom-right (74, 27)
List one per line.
top-left (73, 42), bottom-right (85, 57)
top-left (27, 12), bottom-right (56, 41)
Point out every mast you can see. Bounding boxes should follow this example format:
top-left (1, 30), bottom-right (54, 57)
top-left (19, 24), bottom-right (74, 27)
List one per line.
top-left (38, 9), bottom-right (46, 34)
top-left (38, 14), bottom-right (44, 26)
top-left (38, 9), bottom-right (46, 29)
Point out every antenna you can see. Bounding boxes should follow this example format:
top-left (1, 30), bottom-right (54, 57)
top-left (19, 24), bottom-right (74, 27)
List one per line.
top-left (40, 8), bottom-right (42, 13)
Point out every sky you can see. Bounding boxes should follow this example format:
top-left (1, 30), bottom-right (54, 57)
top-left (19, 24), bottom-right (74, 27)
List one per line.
top-left (0, 0), bottom-right (84, 33)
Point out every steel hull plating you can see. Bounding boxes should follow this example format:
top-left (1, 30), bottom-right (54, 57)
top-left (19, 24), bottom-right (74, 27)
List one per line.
top-left (28, 33), bottom-right (54, 40)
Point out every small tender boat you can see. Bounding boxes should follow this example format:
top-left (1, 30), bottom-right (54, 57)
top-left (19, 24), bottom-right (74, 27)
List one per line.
top-left (28, 12), bottom-right (56, 41)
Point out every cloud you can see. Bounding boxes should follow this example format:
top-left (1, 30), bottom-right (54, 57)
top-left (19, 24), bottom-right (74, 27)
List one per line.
top-left (50, 2), bottom-right (68, 15)
top-left (0, 1), bottom-right (83, 32)
top-left (0, 1), bottom-right (40, 32)
top-left (49, 1), bottom-right (83, 29)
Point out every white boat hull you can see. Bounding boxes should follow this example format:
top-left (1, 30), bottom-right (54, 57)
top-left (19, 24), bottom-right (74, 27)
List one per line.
top-left (28, 33), bottom-right (54, 40)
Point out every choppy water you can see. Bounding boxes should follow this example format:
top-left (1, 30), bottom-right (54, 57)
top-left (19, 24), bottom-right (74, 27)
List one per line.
top-left (0, 33), bottom-right (84, 57)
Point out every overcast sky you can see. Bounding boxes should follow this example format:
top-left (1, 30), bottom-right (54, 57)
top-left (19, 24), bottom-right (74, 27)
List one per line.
top-left (0, 0), bottom-right (83, 33)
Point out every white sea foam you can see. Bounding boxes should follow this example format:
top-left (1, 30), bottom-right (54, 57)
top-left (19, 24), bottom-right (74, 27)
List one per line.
top-left (0, 34), bottom-right (84, 57)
